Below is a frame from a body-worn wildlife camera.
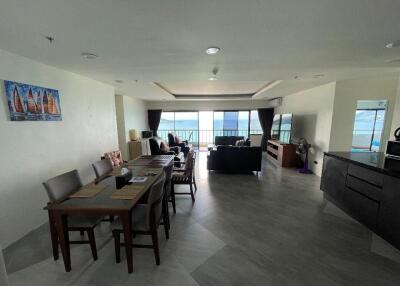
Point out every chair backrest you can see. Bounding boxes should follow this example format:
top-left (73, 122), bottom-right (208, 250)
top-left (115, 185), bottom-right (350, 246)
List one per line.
top-left (92, 158), bottom-right (113, 182)
top-left (149, 137), bottom-right (163, 155)
top-left (164, 163), bottom-right (173, 196)
top-left (104, 150), bottom-right (124, 167)
top-left (185, 151), bottom-right (195, 176)
top-left (168, 133), bottom-right (176, 146)
top-left (146, 172), bottom-right (166, 223)
top-left (43, 170), bottom-right (83, 203)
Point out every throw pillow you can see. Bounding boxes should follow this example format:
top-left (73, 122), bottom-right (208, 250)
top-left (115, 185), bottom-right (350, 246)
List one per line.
top-left (175, 136), bottom-right (182, 144)
top-left (235, 140), bottom-right (241, 146)
top-left (160, 142), bottom-right (170, 153)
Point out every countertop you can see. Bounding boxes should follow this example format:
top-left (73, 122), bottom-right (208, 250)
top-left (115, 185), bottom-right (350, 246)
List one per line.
top-left (324, 151), bottom-right (400, 178)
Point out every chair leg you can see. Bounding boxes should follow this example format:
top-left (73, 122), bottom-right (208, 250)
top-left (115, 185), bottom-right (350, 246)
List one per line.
top-left (193, 177), bottom-right (197, 191)
top-left (113, 230), bottom-right (121, 263)
top-left (163, 195), bottom-right (171, 231)
top-left (190, 183), bottom-right (195, 202)
top-left (151, 229), bottom-right (160, 265)
top-left (163, 203), bottom-right (170, 240)
top-left (171, 183), bottom-right (176, 214)
top-left (87, 229), bottom-right (98, 261)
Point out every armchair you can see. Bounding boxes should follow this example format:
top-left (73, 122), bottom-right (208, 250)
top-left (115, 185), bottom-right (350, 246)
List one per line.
top-left (149, 137), bottom-right (181, 155)
top-left (168, 133), bottom-right (191, 156)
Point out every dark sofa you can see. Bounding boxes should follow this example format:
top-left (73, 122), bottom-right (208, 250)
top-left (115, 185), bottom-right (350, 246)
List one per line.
top-left (168, 133), bottom-right (191, 156)
top-left (207, 146), bottom-right (262, 172)
top-left (214, 136), bottom-right (245, 146)
top-left (149, 137), bottom-right (181, 155)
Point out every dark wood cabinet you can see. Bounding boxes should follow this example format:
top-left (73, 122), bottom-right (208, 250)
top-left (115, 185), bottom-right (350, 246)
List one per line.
top-left (378, 175), bottom-right (400, 250)
top-left (321, 155), bottom-right (349, 206)
top-left (321, 153), bottom-right (400, 250)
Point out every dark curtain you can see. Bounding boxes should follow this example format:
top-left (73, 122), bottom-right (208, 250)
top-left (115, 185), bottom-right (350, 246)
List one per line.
top-left (148, 109), bottom-right (162, 137)
top-left (258, 108), bottom-right (274, 151)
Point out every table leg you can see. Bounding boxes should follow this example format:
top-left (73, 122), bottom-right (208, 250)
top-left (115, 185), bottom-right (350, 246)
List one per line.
top-left (120, 211), bottom-right (133, 273)
top-left (47, 209), bottom-right (59, 260)
top-left (53, 212), bottom-right (71, 272)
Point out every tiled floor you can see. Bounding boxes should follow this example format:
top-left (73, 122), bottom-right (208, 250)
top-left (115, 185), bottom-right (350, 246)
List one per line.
top-left (5, 152), bottom-right (400, 285)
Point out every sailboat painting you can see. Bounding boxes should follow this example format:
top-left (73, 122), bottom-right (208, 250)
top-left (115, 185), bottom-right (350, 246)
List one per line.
top-left (3, 80), bottom-right (62, 121)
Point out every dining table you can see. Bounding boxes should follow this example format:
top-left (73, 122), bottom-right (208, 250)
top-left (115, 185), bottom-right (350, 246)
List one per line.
top-left (46, 155), bottom-right (174, 274)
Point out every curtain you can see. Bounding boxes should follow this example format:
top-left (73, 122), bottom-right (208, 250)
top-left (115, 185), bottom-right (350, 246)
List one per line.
top-left (148, 109), bottom-right (162, 137)
top-left (258, 108), bottom-right (274, 151)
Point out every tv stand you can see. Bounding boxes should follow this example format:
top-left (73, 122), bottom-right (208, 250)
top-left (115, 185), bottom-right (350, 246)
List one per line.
top-left (266, 140), bottom-right (297, 167)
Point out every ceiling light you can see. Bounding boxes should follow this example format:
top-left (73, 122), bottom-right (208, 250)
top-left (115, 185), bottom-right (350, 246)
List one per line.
top-left (208, 76), bottom-right (218, 81)
top-left (115, 79), bottom-right (124, 84)
top-left (81, 52), bottom-right (98, 60)
top-left (385, 40), bottom-right (400, 48)
top-left (206, 47), bottom-right (221, 55)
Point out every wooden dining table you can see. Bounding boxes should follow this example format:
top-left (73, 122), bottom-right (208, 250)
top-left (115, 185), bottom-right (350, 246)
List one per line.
top-left (46, 155), bottom-right (174, 274)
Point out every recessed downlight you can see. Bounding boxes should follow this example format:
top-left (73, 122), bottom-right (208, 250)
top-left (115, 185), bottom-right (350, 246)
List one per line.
top-left (385, 40), bottom-right (400, 48)
top-left (313, 74), bottom-right (325, 79)
top-left (81, 52), bottom-right (98, 60)
top-left (206, 47), bottom-right (221, 55)
top-left (208, 76), bottom-right (218, 81)
top-left (115, 79), bottom-right (124, 84)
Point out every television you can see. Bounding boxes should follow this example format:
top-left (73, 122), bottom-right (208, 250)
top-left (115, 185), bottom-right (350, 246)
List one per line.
top-left (270, 113), bottom-right (293, 144)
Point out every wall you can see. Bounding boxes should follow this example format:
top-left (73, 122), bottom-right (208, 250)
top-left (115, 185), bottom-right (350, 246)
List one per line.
top-left (390, 79), bottom-right (400, 140)
top-left (146, 99), bottom-right (272, 111)
top-left (275, 83), bottom-right (336, 176)
top-left (115, 95), bottom-right (148, 159)
top-left (0, 49), bottom-right (118, 248)
top-left (329, 74), bottom-right (399, 151)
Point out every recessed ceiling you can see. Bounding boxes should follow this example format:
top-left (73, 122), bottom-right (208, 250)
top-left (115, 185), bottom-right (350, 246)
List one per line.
top-left (0, 0), bottom-right (400, 100)
top-left (157, 81), bottom-right (269, 95)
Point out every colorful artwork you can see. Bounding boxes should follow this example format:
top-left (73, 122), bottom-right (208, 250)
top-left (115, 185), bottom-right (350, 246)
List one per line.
top-left (4, 80), bottom-right (62, 121)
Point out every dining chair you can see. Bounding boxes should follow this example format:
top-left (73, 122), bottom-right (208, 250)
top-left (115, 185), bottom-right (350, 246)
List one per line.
top-left (172, 150), bottom-right (197, 202)
top-left (92, 159), bottom-right (115, 222)
top-left (112, 172), bottom-right (167, 266)
top-left (162, 163), bottom-right (174, 232)
top-left (92, 158), bottom-right (113, 183)
top-left (43, 170), bottom-right (103, 261)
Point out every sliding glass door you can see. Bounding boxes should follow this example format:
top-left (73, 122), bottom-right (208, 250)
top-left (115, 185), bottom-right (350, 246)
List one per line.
top-left (158, 110), bottom-right (262, 150)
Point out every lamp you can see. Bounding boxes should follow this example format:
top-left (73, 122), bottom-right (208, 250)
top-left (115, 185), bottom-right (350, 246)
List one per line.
top-left (129, 129), bottom-right (138, 141)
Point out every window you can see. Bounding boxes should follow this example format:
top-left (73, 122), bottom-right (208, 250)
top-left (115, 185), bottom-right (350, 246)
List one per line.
top-left (250, 110), bottom-right (262, 134)
top-left (352, 103), bottom-right (387, 152)
top-left (158, 109), bottom-right (263, 150)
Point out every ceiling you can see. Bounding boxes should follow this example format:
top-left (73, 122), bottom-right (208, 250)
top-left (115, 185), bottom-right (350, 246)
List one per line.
top-left (0, 0), bottom-right (400, 101)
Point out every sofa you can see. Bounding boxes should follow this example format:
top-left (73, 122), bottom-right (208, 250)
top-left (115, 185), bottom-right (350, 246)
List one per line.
top-left (168, 133), bottom-right (191, 156)
top-left (149, 137), bottom-right (180, 155)
top-left (214, 136), bottom-right (245, 146)
top-left (207, 145), bottom-right (262, 172)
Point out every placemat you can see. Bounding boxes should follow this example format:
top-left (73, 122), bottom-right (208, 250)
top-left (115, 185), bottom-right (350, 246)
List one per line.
top-left (111, 184), bottom-right (145, 200)
top-left (70, 185), bottom-right (107, 198)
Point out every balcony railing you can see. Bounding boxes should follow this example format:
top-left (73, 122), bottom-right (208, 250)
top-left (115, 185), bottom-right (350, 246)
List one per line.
top-left (158, 129), bottom-right (263, 147)
top-left (351, 130), bottom-right (382, 151)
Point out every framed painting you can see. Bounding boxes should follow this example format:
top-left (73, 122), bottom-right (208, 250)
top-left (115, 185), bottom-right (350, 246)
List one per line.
top-left (4, 80), bottom-right (62, 121)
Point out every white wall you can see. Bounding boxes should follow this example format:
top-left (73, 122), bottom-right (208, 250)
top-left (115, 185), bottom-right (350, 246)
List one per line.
top-left (275, 83), bottom-right (336, 176)
top-left (0, 49), bottom-right (118, 247)
top-left (146, 99), bottom-right (272, 111)
top-left (115, 95), bottom-right (148, 159)
top-left (390, 79), bottom-right (400, 140)
top-left (329, 74), bottom-right (399, 151)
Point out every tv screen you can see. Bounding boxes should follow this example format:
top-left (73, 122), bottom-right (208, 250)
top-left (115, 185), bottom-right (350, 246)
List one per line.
top-left (279, 113), bottom-right (293, 143)
top-left (271, 114), bottom-right (281, 139)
